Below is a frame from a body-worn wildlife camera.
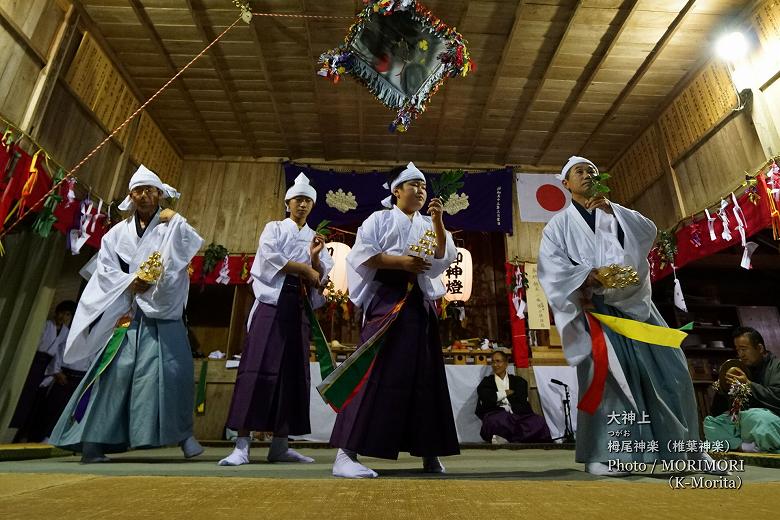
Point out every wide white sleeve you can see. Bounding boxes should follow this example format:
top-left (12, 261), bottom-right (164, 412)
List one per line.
top-left (537, 224), bottom-right (594, 366)
top-left (601, 204), bottom-right (656, 321)
top-left (253, 222), bottom-right (292, 286)
top-left (309, 245), bottom-right (335, 310)
top-left (64, 229), bottom-right (135, 363)
top-left (348, 213), bottom-right (384, 268)
top-left (137, 214), bottom-right (203, 319)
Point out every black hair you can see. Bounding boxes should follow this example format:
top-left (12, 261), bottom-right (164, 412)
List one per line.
top-left (732, 326), bottom-right (765, 348)
top-left (55, 300), bottom-right (77, 314)
top-left (492, 350), bottom-right (509, 361)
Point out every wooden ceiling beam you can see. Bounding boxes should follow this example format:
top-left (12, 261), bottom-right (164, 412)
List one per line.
top-left (429, 0), bottom-right (470, 164)
top-left (126, 0), bottom-right (222, 156)
top-left (532, 0), bottom-right (641, 166)
top-left (246, 17), bottom-right (295, 159)
top-left (500, 0), bottom-right (585, 165)
top-left (69, 0), bottom-right (185, 158)
top-left (576, 0), bottom-right (697, 156)
top-left (186, 0), bottom-right (262, 157)
top-left (464, 0), bottom-right (525, 165)
top-left (299, 0), bottom-right (331, 160)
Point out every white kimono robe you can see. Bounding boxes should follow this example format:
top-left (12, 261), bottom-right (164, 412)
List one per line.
top-left (346, 206), bottom-right (456, 311)
top-left (64, 211), bottom-right (203, 364)
top-left (538, 202), bottom-right (657, 366)
top-left (35, 321), bottom-right (69, 383)
top-left (539, 202), bottom-right (699, 462)
top-left (247, 218), bottom-right (334, 327)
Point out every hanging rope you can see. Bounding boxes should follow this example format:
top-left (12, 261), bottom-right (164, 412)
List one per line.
top-left (0, 15), bottom-right (244, 240)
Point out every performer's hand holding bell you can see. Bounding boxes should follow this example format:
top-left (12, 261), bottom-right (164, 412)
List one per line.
top-left (400, 255), bottom-right (431, 274)
top-left (726, 367), bottom-right (750, 386)
top-left (131, 278), bottom-right (152, 294)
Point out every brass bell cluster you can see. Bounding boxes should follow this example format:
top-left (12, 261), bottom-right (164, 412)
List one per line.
top-left (408, 229), bottom-right (437, 258)
top-left (136, 251), bottom-right (163, 284)
top-left (595, 264), bottom-right (640, 289)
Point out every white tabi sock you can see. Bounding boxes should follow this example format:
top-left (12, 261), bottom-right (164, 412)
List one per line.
top-left (585, 462), bottom-right (630, 477)
top-left (423, 457), bottom-right (446, 474)
top-left (332, 448), bottom-right (378, 478)
top-left (218, 436), bottom-right (251, 466)
top-left (267, 436), bottom-right (314, 463)
top-left (741, 441), bottom-right (760, 453)
top-left (180, 436), bottom-right (204, 459)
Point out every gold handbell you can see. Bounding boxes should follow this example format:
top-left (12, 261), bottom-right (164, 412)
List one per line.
top-left (595, 264), bottom-right (640, 289)
top-left (136, 251), bottom-right (163, 283)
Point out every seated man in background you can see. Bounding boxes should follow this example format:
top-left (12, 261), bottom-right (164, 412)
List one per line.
top-left (704, 327), bottom-right (780, 453)
top-left (475, 350), bottom-right (552, 444)
top-left (10, 300), bottom-right (76, 442)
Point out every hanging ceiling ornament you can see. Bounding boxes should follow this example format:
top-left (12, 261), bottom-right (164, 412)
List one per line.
top-left (317, 0), bottom-right (474, 133)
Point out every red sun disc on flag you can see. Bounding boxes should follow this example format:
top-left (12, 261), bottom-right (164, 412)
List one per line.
top-left (536, 184), bottom-right (567, 212)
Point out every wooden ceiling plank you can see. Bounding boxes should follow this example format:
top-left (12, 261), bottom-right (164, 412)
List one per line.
top-left (70, 0), bottom-right (185, 157)
top-left (462, 0), bottom-right (529, 164)
top-left (533, 0), bottom-right (642, 165)
top-left (186, 0), bottom-right (262, 157)
top-left (126, 0), bottom-right (222, 156)
top-left (501, 0), bottom-right (585, 165)
top-left (576, 0), bottom-right (697, 156)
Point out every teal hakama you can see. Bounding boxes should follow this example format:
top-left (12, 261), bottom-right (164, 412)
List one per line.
top-left (50, 311), bottom-right (194, 453)
top-left (575, 297), bottom-right (700, 463)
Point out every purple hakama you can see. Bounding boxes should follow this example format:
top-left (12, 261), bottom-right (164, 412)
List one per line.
top-left (479, 409), bottom-right (552, 443)
top-left (225, 276), bottom-right (311, 436)
top-left (330, 270), bottom-right (460, 459)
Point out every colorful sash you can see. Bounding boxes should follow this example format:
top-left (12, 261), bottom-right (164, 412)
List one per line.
top-left (578, 312), bottom-right (686, 415)
top-left (316, 283), bottom-right (413, 411)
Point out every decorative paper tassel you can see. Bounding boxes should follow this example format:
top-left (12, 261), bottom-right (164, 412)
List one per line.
top-left (672, 266), bottom-right (688, 312)
top-left (216, 256), bottom-right (231, 284)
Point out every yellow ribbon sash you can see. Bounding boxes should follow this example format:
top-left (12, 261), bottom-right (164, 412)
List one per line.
top-left (589, 312), bottom-right (686, 348)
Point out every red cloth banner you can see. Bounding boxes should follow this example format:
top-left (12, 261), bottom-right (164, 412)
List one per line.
top-left (505, 262), bottom-right (529, 368)
top-left (650, 176), bottom-right (773, 281)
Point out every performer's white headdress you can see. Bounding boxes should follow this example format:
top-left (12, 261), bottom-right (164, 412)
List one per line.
top-left (285, 173), bottom-right (317, 203)
top-left (558, 156), bottom-right (598, 181)
top-left (118, 165), bottom-right (180, 211)
top-left (381, 161), bottom-right (426, 208)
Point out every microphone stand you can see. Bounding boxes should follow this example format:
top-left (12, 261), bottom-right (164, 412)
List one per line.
top-left (552, 382), bottom-right (575, 443)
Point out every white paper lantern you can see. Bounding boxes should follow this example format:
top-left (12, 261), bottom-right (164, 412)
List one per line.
top-left (324, 241), bottom-right (351, 296)
top-left (441, 247), bottom-right (472, 302)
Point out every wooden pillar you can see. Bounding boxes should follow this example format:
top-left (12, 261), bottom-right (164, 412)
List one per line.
top-left (750, 86), bottom-right (780, 157)
top-left (654, 122), bottom-right (688, 219)
top-left (20, 5), bottom-right (79, 140)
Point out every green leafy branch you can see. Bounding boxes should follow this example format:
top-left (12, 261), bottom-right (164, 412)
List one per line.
top-left (430, 169), bottom-right (465, 203)
top-left (315, 219), bottom-right (332, 237)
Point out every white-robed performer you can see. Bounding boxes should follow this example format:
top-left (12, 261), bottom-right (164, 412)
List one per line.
top-left (329, 162), bottom-right (459, 478)
top-left (218, 173), bottom-right (333, 466)
top-left (49, 165), bottom-right (204, 463)
top-left (537, 156), bottom-right (719, 477)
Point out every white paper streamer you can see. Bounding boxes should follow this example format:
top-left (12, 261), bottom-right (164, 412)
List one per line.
top-left (672, 266), bottom-right (688, 312)
top-left (705, 208), bottom-right (717, 241)
top-left (717, 199), bottom-right (732, 241)
top-left (740, 241), bottom-right (759, 269)
top-left (216, 256), bottom-right (231, 284)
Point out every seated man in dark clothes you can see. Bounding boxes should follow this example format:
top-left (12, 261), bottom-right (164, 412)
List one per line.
top-left (475, 350), bottom-right (552, 444)
top-left (704, 327), bottom-right (780, 453)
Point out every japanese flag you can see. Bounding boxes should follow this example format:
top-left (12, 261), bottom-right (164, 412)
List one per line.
top-left (515, 173), bottom-right (571, 223)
